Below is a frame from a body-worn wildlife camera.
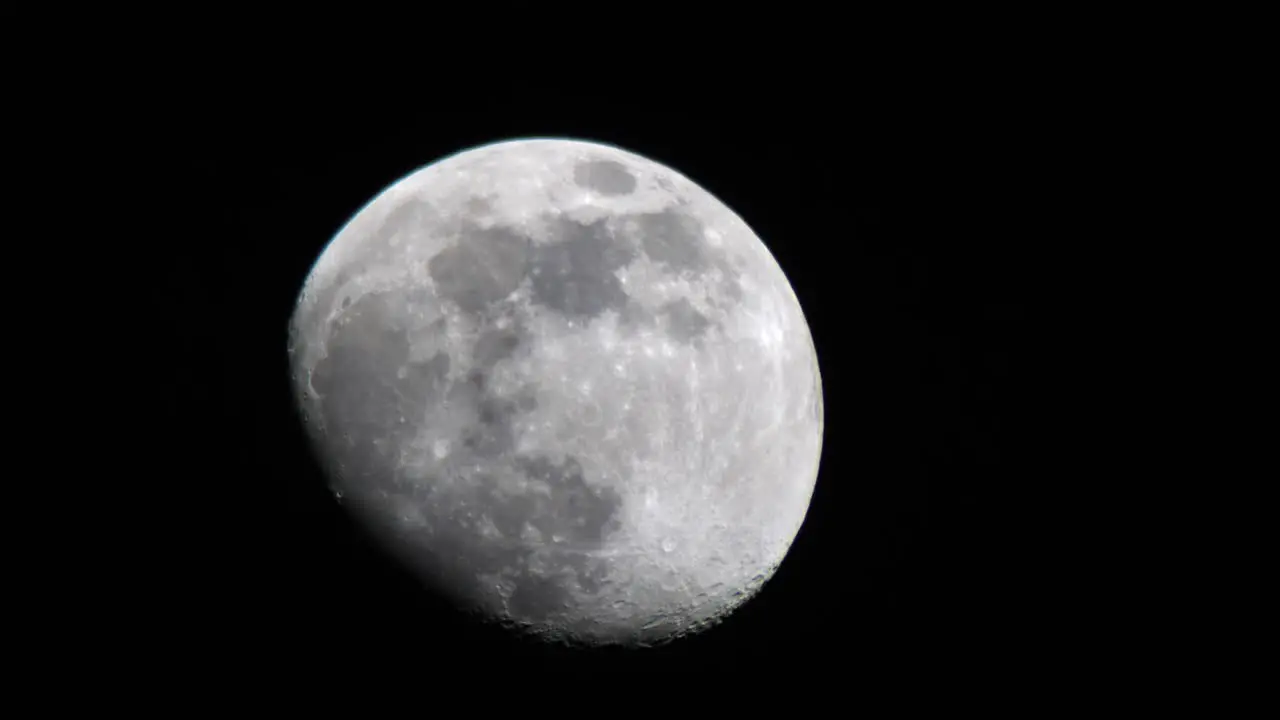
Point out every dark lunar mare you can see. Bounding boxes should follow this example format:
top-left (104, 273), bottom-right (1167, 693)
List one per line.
top-left (627, 206), bottom-right (747, 312)
top-left (660, 297), bottom-right (712, 343)
top-left (310, 219), bottom-right (631, 632)
top-left (310, 292), bottom-right (451, 488)
top-left (572, 159), bottom-right (637, 196)
top-left (428, 224), bottom-right (530, 315)
top-left (529, 217), bottom-right (636, 321)
top-left (631, 208), bottom-right (709, 275)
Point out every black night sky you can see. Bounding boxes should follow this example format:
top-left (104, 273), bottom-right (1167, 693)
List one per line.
top-left (156, 93), bottom-right (1036, 678)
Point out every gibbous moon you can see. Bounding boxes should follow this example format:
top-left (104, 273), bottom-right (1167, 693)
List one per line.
top-left (288, 138), bottom-right (823, 646)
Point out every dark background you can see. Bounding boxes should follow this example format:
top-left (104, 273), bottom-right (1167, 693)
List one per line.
top-left (156, 96), bottom-right (1033, 677)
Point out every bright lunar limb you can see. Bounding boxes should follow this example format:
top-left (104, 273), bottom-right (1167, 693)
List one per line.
top-left (288, 138), bottom-right (824, 647)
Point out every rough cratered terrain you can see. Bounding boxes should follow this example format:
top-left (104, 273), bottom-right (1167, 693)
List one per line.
top-left (289, 138), bottom-right (823, 646)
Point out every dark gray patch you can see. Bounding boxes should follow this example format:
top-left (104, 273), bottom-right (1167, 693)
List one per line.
top-left (572, 159), bottom-right (637, 196)
top-left (529, 218), bottom-right (635, 320)
top-left (407, 352), bottom-right (451, 391)
top-left (464, 195), bottom-right (493, 215)
top-left (516, 387), bottom-right (539, 411)
top-left (618, 302), bottom-right (658, 330)
top-left (428, 225), bottom-right (530, 314)
top-left (720, 274), bottom-right (744, 303)
top-left (420, 322), bottom-right (528, 462)
top-left (448, 378), bottom-right (518, 458)
top-left (515, 455), bottom-right (623, 544)
top-left (630, 209), bottom-right (707, 274)
top-left (311, 292), bottom-right (451, 488)
top-left (472, 328), bottom-right (522, 368)
top-left (463, 402), bottom-right (518, 457)
top-left (661, 297), bottom-right (712, 342)
top-left (445, 369), bottom-right (483, 406)
top-left (478, 396), bottom-right (518, 429)
top-left (464, 368), bottom-right (487, 393)
top-left (486, 485), bottom-right (537, 540)
top-left (508, 573), bottom-right (571, 619)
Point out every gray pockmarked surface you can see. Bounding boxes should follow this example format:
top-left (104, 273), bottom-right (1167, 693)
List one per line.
top-left (289, 138), bottom-right (824, 646)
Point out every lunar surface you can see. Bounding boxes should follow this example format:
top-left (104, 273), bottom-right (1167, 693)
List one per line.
top-left (288, 138), bottom-right (823, 646)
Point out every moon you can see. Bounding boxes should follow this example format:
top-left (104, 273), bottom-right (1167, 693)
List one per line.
top-left (287, 138), bottom-right (823, 647)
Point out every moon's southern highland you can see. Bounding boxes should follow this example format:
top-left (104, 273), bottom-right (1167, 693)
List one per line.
top-left (288, 138), bottom-right (823, 647)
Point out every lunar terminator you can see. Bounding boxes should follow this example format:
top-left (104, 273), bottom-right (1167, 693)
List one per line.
top-left (288, 138), bottom-right (823, 646)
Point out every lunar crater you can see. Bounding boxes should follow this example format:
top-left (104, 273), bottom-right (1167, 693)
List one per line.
top-left (572, 159), bottom-right (637, 196)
